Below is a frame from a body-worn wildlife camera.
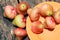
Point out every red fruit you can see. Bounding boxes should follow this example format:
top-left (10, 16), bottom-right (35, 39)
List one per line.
top-left (29, 8), bottom-right (40, 22)
top-left (39, 16), bottom-right (45, 24)
top-left (53, 10), bottom-right (60, 23)
top-left (12, 14), bottom-right (26, 28)
top-left (16, 2), bottom-right (30, 15)
top-left (45, 17), bottom-right (56, 30)
top-left (14, 28), bottom-right (27, 37)
top-left (27, 8), bottom-right (32, 16)
top-left (4, 5), bottom-right (17, 19)
top-left (31, 21), bottom-right (44, 34)
top-left (39, 3), bottom-right (53, 17)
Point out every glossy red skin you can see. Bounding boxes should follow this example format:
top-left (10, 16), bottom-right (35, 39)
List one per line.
top-left (45, 17), bottom-right (56, 30)
top-left (53, 10), bottom-right (60, 23)
top-left (31, 21), bottom-right (44, 34)
top-left (14, 28), bottom-right (27, 37)
top-left (39, 3), bottom-right (53, 17)
top-left (16, 2), bottom-right (30, 15)
top-left (4, 5), bottom-right (17, 19)
top-left (29, 8), bottom-right (40, 22)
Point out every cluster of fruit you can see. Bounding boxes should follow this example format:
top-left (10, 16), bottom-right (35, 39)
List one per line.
top-left (27, 3), bottom-right (60, 34)
top-left (4, 2), bottom-right (30, 39)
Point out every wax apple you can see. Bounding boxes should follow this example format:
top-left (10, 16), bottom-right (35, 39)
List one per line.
top-left (39, 3), bottom-right (53, 17)
top-left (12, 14), bottom-right (26, 28)
top-left (16, 2), bottom-right (30, 15)
top-left (31, 21), bottom-right (44, 34)
top-left (28, 8), bottom-right (40, 22)
top-left (45, 16), bottom-right (56, 30)
top-left (14, 28), bottom-right (27, 40)
top-left (4, 5), bottom-right (17, 19)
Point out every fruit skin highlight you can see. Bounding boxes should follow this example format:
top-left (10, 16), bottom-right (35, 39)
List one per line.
top-left (31, 21), bottom-right (44, 34)
top-left (39, 3), bottom-right (53, 17)
top-left (12, 14), bottom-right (26, 28)
top-left (4, 5), bottom-right (17, 19)
top-left (45, 16), bottom-right (56, 30)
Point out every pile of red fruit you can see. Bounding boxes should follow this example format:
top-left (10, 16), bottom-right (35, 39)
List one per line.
top-left (4, 2), bottom-right (30, 39)
top-left (4, 1), bottom-right (60, 39)
top-left (27, 3), bottom-right (60, 34)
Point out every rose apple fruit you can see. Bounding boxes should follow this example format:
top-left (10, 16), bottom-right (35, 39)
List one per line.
top-left (39, 3), bottom-right (53, 17)
top-left (14, 28), bottom-right (27, 40)
top-left (31, 21), bottom-right (44, 34)
top-left (14, 28), bottom-right (27, 37)
top-left (45, 16), bottom-right (56, 30)
top-left (12, 14), bottom-right (26, 28)
top-left (4, 5), bottom-right (17, 19)
top-left (29, 8), bottom-right (40, 22)
top-left (53, 9), bottom-right (60, 23)
top-left (16, 2), bottom-right (30, 15)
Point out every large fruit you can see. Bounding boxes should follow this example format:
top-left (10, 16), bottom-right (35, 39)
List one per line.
top-left (53, 9), bottom-right (60, 23)
top-left (4, 5), bottom-right (17, 19)
top-left (12, 14), bottom-right (26, 28)
top-left (45, 16), bottom-right (56, 30)
top-left (28, 8), bottom-right (40, 22)
top-left (31, 21), bottom-right (44, 34)
top-left (39, 3), bottom-right (53, 17)
top-left (14, 28), bottom-right (27, 37)
top-left (16, 2), bottom-right (30, 15)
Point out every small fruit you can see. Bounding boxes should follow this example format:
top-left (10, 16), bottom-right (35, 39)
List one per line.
top-left (4, 5), bottom-right (17, 19)
top-left (39, 16), bottom-right (45, 24)
top-left (29, 8), bottom-right (40, 22)
top-left (16, 2), bottom-right (30, 15)
top-left (14, 28), bottom-right (27, 37)
top-left (53, 9), bottom-right (60, 23)
top-left (45, 16), bottom-right (56, 30)
top-left (39, 3), bottom-right (53, 16)
top-left (31, 21), bottom-right (44, 34)
top-left (12, 14), bottom-right (26, 28)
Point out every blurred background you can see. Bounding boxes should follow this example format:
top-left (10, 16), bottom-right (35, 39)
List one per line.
top-left (0, 0), bottom-right (60, 8)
